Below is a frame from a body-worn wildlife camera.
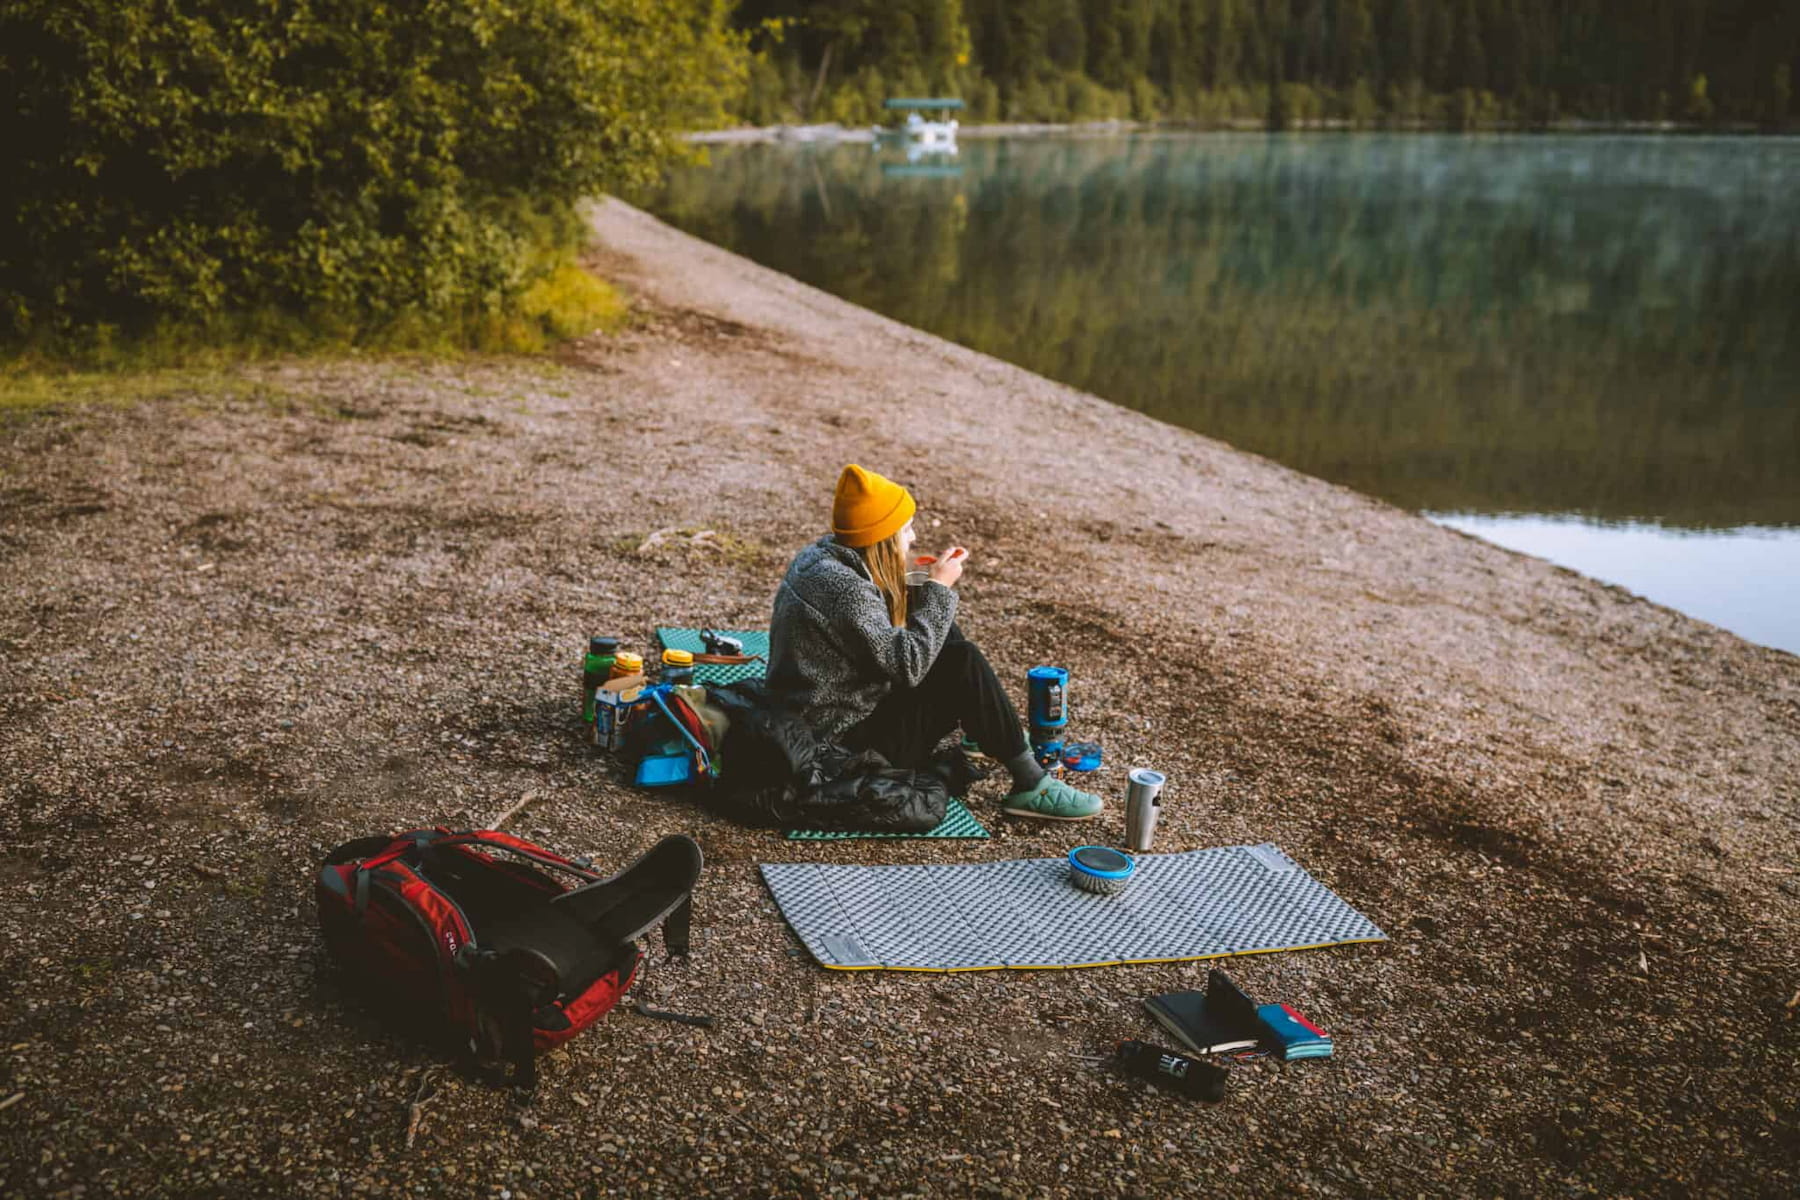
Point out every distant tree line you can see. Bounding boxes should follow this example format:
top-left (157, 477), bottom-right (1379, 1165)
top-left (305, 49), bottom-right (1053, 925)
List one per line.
top-left (731, 0), bottom-right (1799, 129)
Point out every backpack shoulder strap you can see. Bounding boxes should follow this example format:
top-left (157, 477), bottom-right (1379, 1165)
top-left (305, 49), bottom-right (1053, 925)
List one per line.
top-left (552, 834), bottom-right (703, 956)
top-left (663, 893), bottom-right (692, 958)
top-left (462, 949), bottom-right (543, 1093)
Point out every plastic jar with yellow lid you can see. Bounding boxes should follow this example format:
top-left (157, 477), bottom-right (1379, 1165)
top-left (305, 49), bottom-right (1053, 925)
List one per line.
top-left (661, 648), bottom-right (696, 687)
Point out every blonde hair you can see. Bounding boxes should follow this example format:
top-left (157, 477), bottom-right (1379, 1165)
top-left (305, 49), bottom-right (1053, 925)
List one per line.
top-left (858, 529), bottom-right (910, 627)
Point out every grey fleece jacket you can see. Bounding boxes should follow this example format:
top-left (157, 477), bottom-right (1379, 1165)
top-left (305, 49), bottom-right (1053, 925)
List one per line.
top-left (764, 534), bottom-right (959, 740)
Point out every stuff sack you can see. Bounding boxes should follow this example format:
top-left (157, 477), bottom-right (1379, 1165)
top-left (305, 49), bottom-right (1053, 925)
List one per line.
top-left (316, 828), bottom-right (702, 1089)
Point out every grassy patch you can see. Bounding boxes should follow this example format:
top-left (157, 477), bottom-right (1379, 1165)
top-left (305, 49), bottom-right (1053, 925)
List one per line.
top-left (706, 528), bottom-right (773, 568)
top-left (0, 267), bottom-right (629, 417)
top-left (510, 265), bottom-right (630, 347)
top-left (623, 525), bottom-right (773, 568)
top-left (0, 365), bottom-right (311, 418)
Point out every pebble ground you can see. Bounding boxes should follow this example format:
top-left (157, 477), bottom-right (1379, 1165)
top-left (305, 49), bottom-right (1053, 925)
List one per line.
top-left (1, 200), bottom-right (1795, 1198)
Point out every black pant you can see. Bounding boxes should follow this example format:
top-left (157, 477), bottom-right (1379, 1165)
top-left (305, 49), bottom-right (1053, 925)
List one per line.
top-left (839, 623), bottom-right (1029, 770)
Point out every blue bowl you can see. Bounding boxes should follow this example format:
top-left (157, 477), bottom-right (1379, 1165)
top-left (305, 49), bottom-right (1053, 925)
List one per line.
top-left (1067, 845), bottom-right (1135, 895)
top-left (1059, 741), bottom-right (1103, 772)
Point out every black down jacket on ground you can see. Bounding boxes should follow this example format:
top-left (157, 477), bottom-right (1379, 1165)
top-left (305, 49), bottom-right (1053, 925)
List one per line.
top-left (704, 680), bottom-right (982, 832)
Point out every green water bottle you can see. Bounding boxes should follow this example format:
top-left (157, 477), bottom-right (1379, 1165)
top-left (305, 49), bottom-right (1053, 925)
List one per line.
top-left (583, 636), bottom-right (620, 722)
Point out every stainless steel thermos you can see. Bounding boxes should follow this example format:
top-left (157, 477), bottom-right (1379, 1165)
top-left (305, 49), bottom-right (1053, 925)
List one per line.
top-left (1124, 768), bottom-right (1165, 852)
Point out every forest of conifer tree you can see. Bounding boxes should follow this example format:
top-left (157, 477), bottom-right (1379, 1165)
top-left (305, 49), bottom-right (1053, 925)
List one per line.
top-left (729, 0), bottom-right (1798, 129)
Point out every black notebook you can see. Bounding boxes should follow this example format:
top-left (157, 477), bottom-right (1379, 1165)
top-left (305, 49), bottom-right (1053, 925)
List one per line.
top-left (1142, 969), bottom-right (1262, 1055)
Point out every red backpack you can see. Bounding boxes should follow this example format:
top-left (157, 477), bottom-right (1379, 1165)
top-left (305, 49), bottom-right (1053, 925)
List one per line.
top-left (316, 828), bottom-right (701, 1089)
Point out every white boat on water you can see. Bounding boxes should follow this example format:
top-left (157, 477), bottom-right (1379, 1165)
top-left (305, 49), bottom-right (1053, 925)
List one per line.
top-left (874, 98), bottom-right (963, 148)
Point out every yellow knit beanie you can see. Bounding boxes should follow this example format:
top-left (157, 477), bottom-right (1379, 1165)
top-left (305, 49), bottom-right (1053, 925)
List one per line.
top-left (832, 464), bottom-right (916, 548)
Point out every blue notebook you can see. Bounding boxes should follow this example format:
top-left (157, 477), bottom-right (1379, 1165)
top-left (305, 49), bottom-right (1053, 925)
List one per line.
top-left (1255, 1002), bottom-right (1333, 1060)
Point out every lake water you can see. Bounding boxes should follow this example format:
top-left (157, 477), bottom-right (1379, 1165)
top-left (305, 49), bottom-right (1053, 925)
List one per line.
top-left (645, 134), bottom-right (1800, 655)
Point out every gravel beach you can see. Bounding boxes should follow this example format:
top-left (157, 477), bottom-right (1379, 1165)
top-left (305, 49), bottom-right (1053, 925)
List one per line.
top-left (2, 197), bottom-right (1795, 1198)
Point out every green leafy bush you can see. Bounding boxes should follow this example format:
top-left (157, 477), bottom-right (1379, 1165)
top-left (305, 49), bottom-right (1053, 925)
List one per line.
top-left (0, 0), bottom-right (744, 347)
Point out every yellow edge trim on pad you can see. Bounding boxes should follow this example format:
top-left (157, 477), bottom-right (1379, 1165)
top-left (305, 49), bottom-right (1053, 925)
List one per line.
top-left (813, 936), bottom-right (1390, 972)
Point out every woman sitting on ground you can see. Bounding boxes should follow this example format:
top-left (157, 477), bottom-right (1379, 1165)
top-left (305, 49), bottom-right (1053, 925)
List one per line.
top-left (763, 464), bottom-right (1103, 821)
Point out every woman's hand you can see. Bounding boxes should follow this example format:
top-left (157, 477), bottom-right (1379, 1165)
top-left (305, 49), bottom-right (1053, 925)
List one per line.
top-left (929, 546), bottom-right (968, 587)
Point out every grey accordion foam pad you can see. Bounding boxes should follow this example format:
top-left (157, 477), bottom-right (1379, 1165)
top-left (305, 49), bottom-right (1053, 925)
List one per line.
top-left (760, 843), bottom-right (1386, 972)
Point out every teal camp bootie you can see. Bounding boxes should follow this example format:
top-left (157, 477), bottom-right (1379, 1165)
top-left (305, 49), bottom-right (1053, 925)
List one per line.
top-left (1001, 774), bottom-right (1104, 821)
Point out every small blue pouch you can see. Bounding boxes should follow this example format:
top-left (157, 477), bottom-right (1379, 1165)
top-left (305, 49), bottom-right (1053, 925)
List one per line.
top-left (635, 753), bottom-right (695, 788)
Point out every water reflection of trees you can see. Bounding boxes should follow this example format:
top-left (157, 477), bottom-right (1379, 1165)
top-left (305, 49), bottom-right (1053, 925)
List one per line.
top-left (650, 137), bottom-right (1800, 528)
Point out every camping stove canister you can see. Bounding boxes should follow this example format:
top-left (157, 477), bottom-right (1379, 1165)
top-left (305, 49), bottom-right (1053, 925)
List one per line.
top-left (1027, 666), bottom-right (1069, 732)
